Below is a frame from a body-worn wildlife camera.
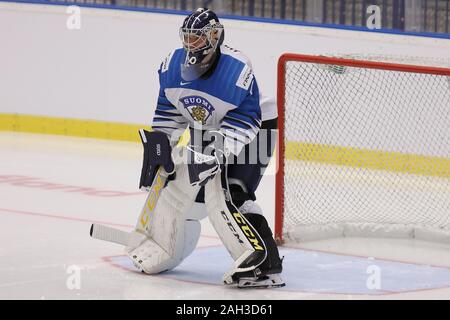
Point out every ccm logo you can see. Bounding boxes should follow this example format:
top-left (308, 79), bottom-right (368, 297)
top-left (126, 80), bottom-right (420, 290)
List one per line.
top-left (156, 144), bottom-right (161, 156)
top-left (233, 212), bottom-right (264, 251)
top-left (140, 174), bottom-right (164, 229)
top-left (220, 210), bottom-right (264, 251)
top-left (221, 210), bottom-right (244, 245)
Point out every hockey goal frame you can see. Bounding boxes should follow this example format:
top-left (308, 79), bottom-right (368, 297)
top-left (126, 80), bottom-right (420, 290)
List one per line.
top-left (275, 53), bottom-right (450, 244)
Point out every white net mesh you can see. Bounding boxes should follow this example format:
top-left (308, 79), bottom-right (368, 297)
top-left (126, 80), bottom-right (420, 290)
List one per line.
top-left (280, 55), bottom-right (450, 243)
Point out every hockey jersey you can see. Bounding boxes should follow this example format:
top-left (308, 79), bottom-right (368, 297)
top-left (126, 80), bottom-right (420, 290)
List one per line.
top-left (152, 45), bottom-right (269, 156)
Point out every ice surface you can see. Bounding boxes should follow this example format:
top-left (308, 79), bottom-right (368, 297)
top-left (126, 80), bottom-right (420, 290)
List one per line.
top-left (1, 132), bottom-right (449, 300)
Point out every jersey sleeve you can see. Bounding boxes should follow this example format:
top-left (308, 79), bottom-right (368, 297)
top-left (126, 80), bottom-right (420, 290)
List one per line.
top-left (151, 57), bottom-right (188, 137)
top-left (220, 77), bottom-right (262, 156)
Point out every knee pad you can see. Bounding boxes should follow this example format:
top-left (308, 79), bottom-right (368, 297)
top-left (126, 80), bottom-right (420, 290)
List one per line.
top-left (228, 179), bottom-right (255, 208)
top-left (239, 200), bottom-right (263, 216)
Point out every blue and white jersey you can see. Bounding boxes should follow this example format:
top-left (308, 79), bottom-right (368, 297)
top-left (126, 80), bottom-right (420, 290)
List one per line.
top-left (152, 45), bottom-right (262, 156)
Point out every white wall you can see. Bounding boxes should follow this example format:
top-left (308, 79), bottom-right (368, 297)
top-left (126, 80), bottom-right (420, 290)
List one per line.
top-left (0, 2), bottom-right (449, 124)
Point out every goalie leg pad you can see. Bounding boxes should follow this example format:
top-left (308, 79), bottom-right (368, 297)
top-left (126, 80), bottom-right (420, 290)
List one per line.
top-left (145, 161), bottom-right (199, 253)
top-left (205, 173), bottom-right (266, 260)
top-left (204, 171), bottom-right (268, 284)
top-left (128, 158), bottom-right (202, 274)
top-left (243, 213), bottom-right (283, 275)
top-left (214, 180), bottom-right (283, 284)
top-left (223, 212), bottom-right (284, 284)
top-left (224, 178), bottom-right (283, 278)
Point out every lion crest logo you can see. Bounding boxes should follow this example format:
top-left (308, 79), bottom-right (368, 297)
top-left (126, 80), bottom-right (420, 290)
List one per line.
top-left (180, 96), bottom-right (215, 125)
top-left (191, 106), bottom-right (207, 124)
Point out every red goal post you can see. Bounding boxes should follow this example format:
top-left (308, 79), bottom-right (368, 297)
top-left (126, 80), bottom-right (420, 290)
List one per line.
top-left (275, 53), bottom-right (450, 244)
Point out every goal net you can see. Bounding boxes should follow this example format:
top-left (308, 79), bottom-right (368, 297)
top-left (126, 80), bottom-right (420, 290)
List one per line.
top-left (275, 54), bottom-right (450, 244)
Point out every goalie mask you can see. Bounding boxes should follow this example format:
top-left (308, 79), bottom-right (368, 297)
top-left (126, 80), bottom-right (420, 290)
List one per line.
top-left (180, 8), bottom-right (224, 81)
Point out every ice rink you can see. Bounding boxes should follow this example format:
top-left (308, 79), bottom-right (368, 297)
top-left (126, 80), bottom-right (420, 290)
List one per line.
top-left (1, 131), bottom-right (450, 300)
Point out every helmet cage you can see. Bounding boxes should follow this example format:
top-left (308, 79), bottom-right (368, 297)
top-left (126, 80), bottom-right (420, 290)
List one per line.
top-left (179, 24), bottom-right (223, 65)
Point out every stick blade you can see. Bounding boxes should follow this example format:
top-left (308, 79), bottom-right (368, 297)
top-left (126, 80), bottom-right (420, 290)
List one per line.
top-left (90, 223), bottom-right (133, 246)
top-left (90, 224), bottom-right (147, 248)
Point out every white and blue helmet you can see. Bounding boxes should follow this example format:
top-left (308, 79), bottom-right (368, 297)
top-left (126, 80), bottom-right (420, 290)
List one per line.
top-left (179, 8), bottom-right (224, 81)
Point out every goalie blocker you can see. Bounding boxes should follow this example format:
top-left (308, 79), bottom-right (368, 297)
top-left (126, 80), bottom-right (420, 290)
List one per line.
top-left (138, 129), bottom-right (175, 190)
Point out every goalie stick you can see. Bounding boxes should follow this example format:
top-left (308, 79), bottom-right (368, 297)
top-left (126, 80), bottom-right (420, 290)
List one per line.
top-left (89, 166), bottom-right (167, 246)
top-left (90, 126), bottom-right (183, 246)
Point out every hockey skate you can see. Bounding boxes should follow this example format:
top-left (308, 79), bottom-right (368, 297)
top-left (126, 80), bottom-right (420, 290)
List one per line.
top-left (223, 254), bottom-right (285, 289)
top-left (223, 266), bottom-right (285, 289)
top-left (237, 273), bottom-right (285, 289)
